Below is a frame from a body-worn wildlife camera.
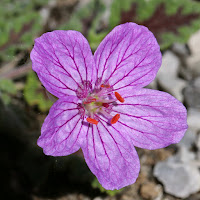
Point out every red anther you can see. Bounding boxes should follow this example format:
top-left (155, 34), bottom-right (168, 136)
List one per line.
top-left (90, 98), bottom-right (96, 102)
top-left (101, 84), bottom-right (110, 88)
top-left (83, 98), bottom-right (96, 104)
top-left (115, 92), bottom-right (125, 103)
top-left (102, 103), bottom-right (109, 108)
top-left (86, 117), bottom-right (98, 125)
top-left (83, 101), bottom-right (90, 104)
top-left (111, 114), bottom-right (120, 124)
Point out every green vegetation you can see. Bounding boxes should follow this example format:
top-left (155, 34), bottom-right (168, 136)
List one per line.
top-left (109, 0), bottom-right (200, 49)
top-left (0, 0), bottom-right (48, 61)
top-left (0, 79), bottom-right (17, 104)
top-left (92, 178), bottom-right (124, 196)
top-left (24, 71), bottom-right (53, 112)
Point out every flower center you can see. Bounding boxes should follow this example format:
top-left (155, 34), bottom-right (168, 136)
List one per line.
top-left (82, 84), bottom-right (124, 125)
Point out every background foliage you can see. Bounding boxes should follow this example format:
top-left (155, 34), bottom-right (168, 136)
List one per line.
top-left (1, 0), bottom-right (200, 111)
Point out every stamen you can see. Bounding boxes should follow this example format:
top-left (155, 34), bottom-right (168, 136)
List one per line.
top-left (111, 114), bottom-right (120, 124)
top-left (83, 98), bottom-right (96, 104)
top-left (96, 99), bottom-right (114, 103)
top-left (100, 109), bottom-right (113, 119)
top-left (102, 103), bottom-right (109, 108)
top-left (101, 84), bottom-right (110, 88)
top-left (115, 92), bottom-right (125, 103)
top-left (86, 117), bottom-right (98, 125)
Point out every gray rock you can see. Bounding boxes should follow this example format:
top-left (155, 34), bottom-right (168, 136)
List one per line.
top-left (186, 30), bottom-right (200, 76)
top-left (146, 79), bottom-right (158, 90)
top-left (183, 77), bottom-right (200, 108)
top-left (195, 134), bottom-right (200, 157)
top-left (154, 159), bottom-right (200, 198)
top-left (186, 56), bottom-right (200, 76)
top-left (168, 147), bottom-right (195, 163)
top-left (179, 65), bottom-right (193, 81)
top-left (40, 7), bottom-right (50, 25)
top-left (195, 134), bottom-right (200, 161)
top-left (158, 51), bottom-right (180, 78)
top-left (154, 145), bottom-right (200, 198)
top-left (196, 133), bottom-right (200, 147)
top-left (93, 197), bottom-right (104, 200)
top-left (187, 108), bottom-right (200, 132)
top-left (157, 77), bottom-right (186, 102)
top-left (172, 43), bottom-right (190, 56)
top-left (177, 129), bottom-right (196, 150)
top-left (157, 51), bottom-right (186, 102)
top-left (187, 30), bottom-right (200, 55)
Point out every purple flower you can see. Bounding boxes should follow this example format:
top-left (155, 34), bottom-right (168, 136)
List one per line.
top-left (30, 23), bottom-right (188, 190)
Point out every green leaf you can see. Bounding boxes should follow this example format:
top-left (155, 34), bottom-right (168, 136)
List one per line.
top-left (0, 79), bottom-right (17, 95)
top-left (91, 178), bottom-right (124, 196)
top-left (110, 0), bottom-right (200, 50)
top-left (88, 29), bottom-right (108, 51)
top-left (0, 0), bottom-right (48, 62)
top-left (24, 71), bottom-right (53, 112)
top-left (1, 92), bottom-right (11, 105)
top-left (59, 15), bottom-right (83, 32)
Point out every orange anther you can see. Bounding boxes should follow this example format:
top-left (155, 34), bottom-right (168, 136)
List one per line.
top-left (101, 84), bottom-right (110, 88)
top-left (111, 114), bottom-right (120, 124)
top-left (86, 117), bottom-right (98, 125)
top-left (115, 92), bottom-right (125, 103)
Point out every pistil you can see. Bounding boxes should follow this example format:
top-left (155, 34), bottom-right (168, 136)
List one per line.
top-left (83, 97), bottom-right (96, 104)
top-left (83, 85), bottom-right (125, 126)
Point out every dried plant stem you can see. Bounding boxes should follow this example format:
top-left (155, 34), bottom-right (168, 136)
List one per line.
top-left (0, 62), bottom-right (32, 80)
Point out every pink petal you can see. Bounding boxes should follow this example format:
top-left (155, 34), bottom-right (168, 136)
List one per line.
top-left (31, 30), bottom-right (96, 98)
top-left (37, 96), bottom-right (85, 156)
top-left (112, 88), bottom-right (188, 150)
top-left (81, 120), bottom-right (140, 190)
top-left (94, 22), bottom-right (161, 90)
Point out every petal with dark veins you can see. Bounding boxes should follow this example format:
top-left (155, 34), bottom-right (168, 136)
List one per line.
top-left (38, 96), bottom-right (85, 156)
top-left (31, 30), bottom-right (96, 98)
top-left (112, 88), bottom-right (188, 150)
top-left (94, 23), bottom-right (162, 91)
top-left (81, 120), bottom-right (140, 190)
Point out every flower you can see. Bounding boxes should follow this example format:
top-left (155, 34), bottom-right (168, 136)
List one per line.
top-left (30, 23), bottom-right (188, 190)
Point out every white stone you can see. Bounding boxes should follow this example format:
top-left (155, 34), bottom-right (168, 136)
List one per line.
top-left (168, 147), bottom-right (195, 163)
top-left (172, 43), bottom-right (189, 56)
top-left (157, 77), bottom-right (186, 102)
top-left (158, 51), bottom-right (180, 78)
top-left (196, 134), bottom-right (200, 151)
top-left (188, 30), bottom-right (200, 55)
top-left (186, 30), bottom-right (200, 75)
top-left (157, 51), bottom-right (186, 102)
top-left (40, 8), bottom-right (50, 25)
top-left (186, 54), bottom-right (200, 75)
top-left (93, 197), bottom-right (104, 200)
top-left (187, 108), bottom-right (200, 132)
top-left (146, 79), bottom-right (157, 89)
top-left (154, 160), bottom-right (200, 198)
top-left (177, 128), bottom-right (196, 149)
top-left (194, 77), bottom-right (200, 88)
top-left (183, 77), bottom-right (200, 108)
